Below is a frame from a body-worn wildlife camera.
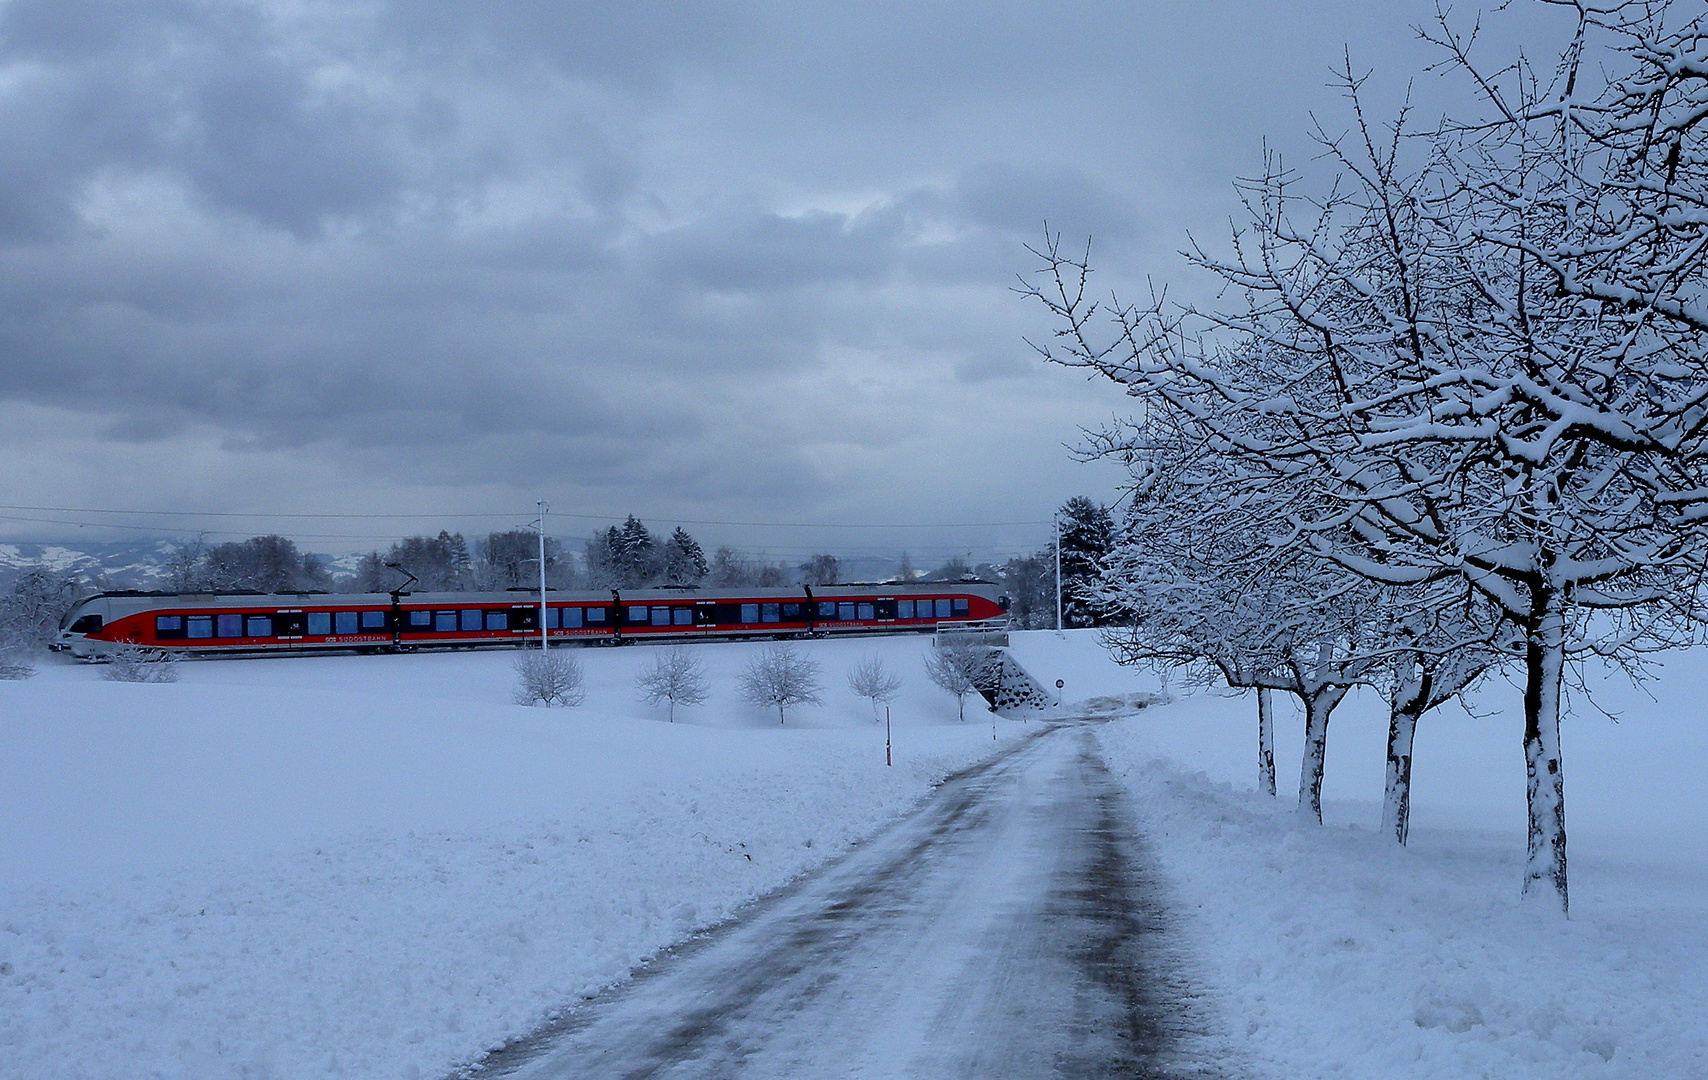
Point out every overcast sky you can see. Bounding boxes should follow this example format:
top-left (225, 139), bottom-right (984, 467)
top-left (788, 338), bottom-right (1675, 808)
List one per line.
top-left (0, 0), bottom-right (1576, 562)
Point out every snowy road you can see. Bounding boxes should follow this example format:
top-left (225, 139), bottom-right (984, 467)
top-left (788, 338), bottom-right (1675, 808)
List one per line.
top-left (474, 723), bottom-right (1213, 1080)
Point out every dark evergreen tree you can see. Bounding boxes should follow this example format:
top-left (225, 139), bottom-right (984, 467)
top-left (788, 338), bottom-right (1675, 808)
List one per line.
top-left (661, 527), bottom-right (709, 585)
top-left (1058, 496), bottom-right (1114, 627)
top-left (1000, 550), bottom-right (1055, 629)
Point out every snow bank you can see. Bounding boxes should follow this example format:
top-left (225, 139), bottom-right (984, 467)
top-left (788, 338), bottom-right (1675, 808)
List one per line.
top-left (0, 637), bottom-right (1018, 1080)
top-left (1096, 646), bottom-right (1708, 1080)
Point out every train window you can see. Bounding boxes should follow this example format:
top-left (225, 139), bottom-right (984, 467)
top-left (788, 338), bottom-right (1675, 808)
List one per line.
top-left (361, 610), bottom-right (387, 630)
top-left (673, 607), bottom-right (693, 626)
top-left (857, 603), bottom-right (875, 620)
top-left (434, 611), bottom-right (457, 632)
top-left (334, 611), bottom-right (359, 634)
top-left (187, 615), bottom-right (213, 639)
top-left (817, 601), bottom-right (836, 618)
top-left (460, 609), bottom-right (482, 632)
top-left (935, 599), bottom-right (952, 618)
top-left (897, 600), bottom-right (914, 619)
top-left (741, 603), bottom-right (759, 623)
top-left (155, 615), bottom-right (185, 639)
top-left (761, 603), bottom-right (780, 623)
top-left (952, 599), bottom-right (969, 616)
top-left (782, 603), bottom-right (801, 620)
top-left (837, 602), bottom-right (855, 620)
top-left (651, 606), bottom-right (671, 626)
top-left (485, 611), bottom-right (508, 631)
top-left (69, 614), bottom-right (103, 633)
top-left (627, 605), bottom-right (647, 624)
top-left (245, 615), bottom-right (272, 637)
top-left (409, 610), bottom-right (432, 629)
top-left (307, 612), bottom-right (332, 636)
top-left (541, 607), bottom-right (559, 629)
top-left (564, 607), bottom-right (584, 628)
top-left (217, 613), bottom-right (243, 637)
top-left (585, 607), bottom-right (605, 623)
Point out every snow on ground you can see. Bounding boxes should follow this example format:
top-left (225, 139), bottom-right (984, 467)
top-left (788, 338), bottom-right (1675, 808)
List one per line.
top-left (6, 627), bottom-right (1704, 1080)
top-left (1059, 627), bottom-right (1708, 1080)
top-left (0, 635), bottom-right (1023, 1080)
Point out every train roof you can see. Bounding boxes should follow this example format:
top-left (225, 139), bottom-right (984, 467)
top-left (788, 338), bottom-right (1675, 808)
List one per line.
top-left (66, 579), bottom-right (1000, 613)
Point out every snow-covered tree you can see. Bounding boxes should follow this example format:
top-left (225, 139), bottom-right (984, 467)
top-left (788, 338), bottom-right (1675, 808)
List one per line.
top-left (613, 516), bottom-right (658, 586)
top-left (514, 650), bottom-right (585, 707)
top-left (799, 554), bottom-right (839, 586)
top-left (102, 644), bottom-right (181, 683)
top-left (0, 564), bottom-right (85, 652)
top-left (478, 530), bottom-right (564, 590)
top-left (1025, 9), bottom-right (1708, 910)
top-left (739, 644), bottom-right (823, 724)
top-left (894, 551), bottom-right (916, 582)
top-left (200, 535), bottom-right (329, 593)
top-left (637, 646), bottom-right (709, 722)
top-left (846, 654), bottom-right (902, 721)
top-left (1094, 477), bottom-right (1392, 822)
top-left (661, 527), bottom-right (708, 586)
top-left (386, 532), bottom-right (471, 591)
top-left (923, 642), bottom-right (994, 721)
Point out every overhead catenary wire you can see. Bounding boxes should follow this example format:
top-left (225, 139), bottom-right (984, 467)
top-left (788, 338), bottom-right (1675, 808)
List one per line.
top-left (0, 503), bottom-right (1056, 530)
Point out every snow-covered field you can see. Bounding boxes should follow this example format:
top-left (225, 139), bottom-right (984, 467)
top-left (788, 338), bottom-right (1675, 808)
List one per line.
top-left (1022, 631), bottom-right (1708, 1079)
top-left (5, 629), bottom-right (1705, 1080)
top-left (0, 635), bottom-right (1026, 1080)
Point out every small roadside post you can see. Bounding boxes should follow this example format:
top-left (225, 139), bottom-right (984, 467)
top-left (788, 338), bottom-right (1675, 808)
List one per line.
top-left (885, 706), bottom-right (892, 767)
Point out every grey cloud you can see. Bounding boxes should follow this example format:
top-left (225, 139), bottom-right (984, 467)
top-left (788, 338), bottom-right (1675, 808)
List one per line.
top-left (650, 207), bottom-right (904, 291)
top-left (0, 0), bottom-right (1588, 546)
top-left (953, 163), bottom-right (1140, 243)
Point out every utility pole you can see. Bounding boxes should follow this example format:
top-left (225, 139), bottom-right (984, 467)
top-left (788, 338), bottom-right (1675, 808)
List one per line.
top-left (1054, 515), bottom-right (1063, 635)
top-left (537, 499), bottom-right (549, 652)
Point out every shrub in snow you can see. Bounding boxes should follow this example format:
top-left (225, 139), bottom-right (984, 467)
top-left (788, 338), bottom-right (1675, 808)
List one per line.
top-left (513, 649), bottom-right (585, 707)
top-left (101, 643), bottom-right (181, 683)
top-left (846, 654), bottom-right (901, 722)
top-left (636, 646), bottom-right (709, 722)
top-left (923, 643), bottom-right (993, 721)
top-left (0, 650), bottom-right (36, 680)
top-left (738, 644), bottom-right (822, 724)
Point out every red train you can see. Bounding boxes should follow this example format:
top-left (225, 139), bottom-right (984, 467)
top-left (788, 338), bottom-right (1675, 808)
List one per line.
top-left (58, 582), bottom-right (1009, 659)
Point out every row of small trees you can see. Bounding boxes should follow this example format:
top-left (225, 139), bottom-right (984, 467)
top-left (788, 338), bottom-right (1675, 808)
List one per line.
top-left (515, 643), bottom-right (997, 724)
top-left (1024, 0), bottom-right (1708, 914)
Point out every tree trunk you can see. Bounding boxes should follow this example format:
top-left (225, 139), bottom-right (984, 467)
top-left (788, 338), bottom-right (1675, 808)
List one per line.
top-left (1257, 688), bottom-right (1276, 797)
top-left (1381, 684), bottom-right (1424, 846)
top-left (1297, 686), bottom-right (1348, 824)
top-left (1522, 589), bottom-right (1569, 914)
